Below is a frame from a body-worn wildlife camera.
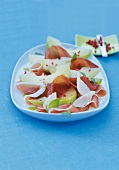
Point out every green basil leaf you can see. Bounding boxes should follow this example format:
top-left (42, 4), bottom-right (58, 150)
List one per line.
top-left (23, 68), bottom-right (30, 71)
top-left (80, 72), bottom-right (86, 77)
top-left (90, 78), bottom-right (96, 84)
top-left (22, 93), bottom-right (26, 97)
top-left (94, 78), bottom-right (102, 84)
top-left (71, 53), bottom-right (77, 61)
top-left (28, 106), bottom-right (37, 110)
top-left (49, 98), bottom-right (60, 108)
top-left (35, 52), bottom-right (43, 55)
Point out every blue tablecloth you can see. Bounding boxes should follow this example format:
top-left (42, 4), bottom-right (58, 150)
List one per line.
top-left (0, 0), bottom-right (119, 169)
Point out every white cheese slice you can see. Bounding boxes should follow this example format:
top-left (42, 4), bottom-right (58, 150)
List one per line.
top-left (73, 91), bottom-right (95, 108)
top-left (70, 70), bottom-right (78, 78)
top-left (77, 73), bottom-right (91, 95)
top-left (24, 83), bottom-right (46, 98)
top-left (79, 67), bottom-right (100, 78)
top-left (70, 67), bottom-right (100, 78)
top-left (43, 92), bottom-right (57, 110)
top-left (28, 54), bottom-right (45, 64)
top-left (45, 63), bottom-right (70, 84)
top-left (19, 72), bottom-right (45, 83)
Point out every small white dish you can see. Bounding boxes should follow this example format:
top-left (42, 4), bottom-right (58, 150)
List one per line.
top-left (10, 43), bottom-right (110, 122)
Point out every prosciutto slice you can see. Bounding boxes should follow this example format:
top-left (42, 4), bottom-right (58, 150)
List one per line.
top-left (49, 104), bottom-right (89, 114)
top-left (40, 83), bottom-right (53, 97)
top-left (90, 95), bottom-right (99, 108)
top-left (49, 91), bottom-right (99, 114)
top-left (68, 77), bottom-right (77, 88)
top-left (31, 62), bottom-right (48, 76)
top-left (86, 59), bottom-right (98, 68)
top-left (70, 58), bottom-right (99, 70)
top-left (49, 104), bottom-right (72, 113)
top-left (16, 82), bottom-right (40, 94)
top-left (96, 85), bottom-right (106, 97)
top-left (45, 45), bottom-right (71, 59)
top-left (70, 58), bottom-right (89, 70)
top-left (80, 76), bottom-right (106, 97)
top-left (37, 105), bottom-right (47, 113)
top-left (80, 76), bottom-right (99, 91)
top-left (52, 75), bottom-right (75, 97)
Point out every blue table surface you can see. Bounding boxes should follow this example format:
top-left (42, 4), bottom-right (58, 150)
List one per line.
top-left (0, 0), bottom-right (119, 170)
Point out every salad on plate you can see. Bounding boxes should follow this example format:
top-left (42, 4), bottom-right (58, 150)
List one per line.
top-left (15, 36), bottom-right (107, 115)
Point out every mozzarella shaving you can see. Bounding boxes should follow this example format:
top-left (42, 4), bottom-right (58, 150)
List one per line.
top-left (28, 54), bottom-right (44, 64)
top-left (73, 91), bottom-right (95, 108)
top-left (19, 72), bottom-right (46, 83)
top-left (70, 67), bottom-right (100, 78)
top-left (45, 63), bottom-right (70, 83)
top-left (43, 92), bottom-right (57, 110)
top-left (79, 67), bottom-right (100, 78)
top-left (77, 73), bottom-right (91, 95)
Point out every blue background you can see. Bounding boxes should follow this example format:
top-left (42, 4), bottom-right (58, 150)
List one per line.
top-left (0, 0), bottom-right (119, 169)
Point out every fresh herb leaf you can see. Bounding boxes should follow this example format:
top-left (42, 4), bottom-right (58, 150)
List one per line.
top-left (23, 93), bottom-right (26, 97)
top-left (80, 72), bottom-right (86, 77)
top-left (94, 78), bottom-right (102, 84)
top-left (46, 106), bottom-right (49, 112)
top-left (62, 111), bottom-right (72, 116)
top-left (35, 52), bottom-right (43, 55)
top-left (23, 68), bottom-right (30, 71)
top-left (71, 53), bottom-right (77, 61)
top-left (49, 98), bottom-right (60, 108)
top-left (28, 106), bottom-right (36, 110)
top-left (90, 78), bottom-right (96, 84)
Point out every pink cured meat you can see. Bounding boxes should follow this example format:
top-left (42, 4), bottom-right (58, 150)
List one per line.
top-left (45, 45), bottom-right (71, 59)
top-left (16, 84), bottom-right (40, 95)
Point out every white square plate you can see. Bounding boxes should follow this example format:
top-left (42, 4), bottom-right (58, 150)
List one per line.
top-left (10, 43), bottom-right (110, 122)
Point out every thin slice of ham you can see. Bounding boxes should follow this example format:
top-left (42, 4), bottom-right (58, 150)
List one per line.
top-left (40, 83), bottom-right (53, 97)
top-left (24, 83), bottom-right (46, 105)
top-left (37, 105), bottom-right (47, 112)
top-left (69, 105), bottom-right (89, 113)
top-left (45, 45), bottom-right (71, 59)
top-left (45, 46), bottom-right (60, 59)
top-left (68, 77), bottom-right (77, 88)
top-left (49, 104), bottom-right (72, 113)
top-left (70, 58), bottom-right (90, 70)
top-left (55, 46), bottom-right (71, 58)
top-left (32, 67), bottom-right (46, 76)
top-left (31, 62), bottom-right (44, 76)
top-left (49, 91), bottom-right (99, 114)
top-left (90, 95), bottom-right (99, 108)
top-left (80, 76), bottom-right (99, 91)
top-left (52, 75), bottom-right (74, 97)
top-left (16, 82), bottom-right (40, 94)
top-left (80, 76), bottom-right (106, 97)
top-left (49, 104), bottom-right (89, 113)
top-left (96, 85), bottom-right (106, 97)
top-left (85, 59), bottom-right (98, 68)
top-left (70, 58), bottom-right (99, 71)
